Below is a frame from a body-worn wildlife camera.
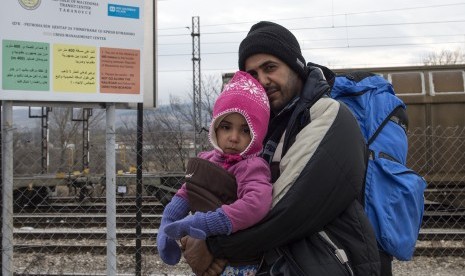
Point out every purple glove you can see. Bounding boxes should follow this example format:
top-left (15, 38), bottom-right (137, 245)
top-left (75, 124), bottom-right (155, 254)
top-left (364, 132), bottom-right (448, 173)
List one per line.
top-left (157, 196), bottom-right (190, 265)
top-left (164, 208), bottom-right (232, 240)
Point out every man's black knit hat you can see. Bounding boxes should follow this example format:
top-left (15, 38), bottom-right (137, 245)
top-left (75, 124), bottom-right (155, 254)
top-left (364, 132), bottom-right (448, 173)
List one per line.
top-left (238, 21), bottom-right (307, 79)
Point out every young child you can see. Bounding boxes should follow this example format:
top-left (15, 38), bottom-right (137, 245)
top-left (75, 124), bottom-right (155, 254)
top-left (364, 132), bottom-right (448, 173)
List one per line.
top-left (156, 71), bottom-right (272, 275)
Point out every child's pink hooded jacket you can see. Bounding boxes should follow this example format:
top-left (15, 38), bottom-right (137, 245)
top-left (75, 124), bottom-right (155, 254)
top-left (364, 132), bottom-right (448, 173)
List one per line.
top-left (177, 71), bottom-right (272, 233)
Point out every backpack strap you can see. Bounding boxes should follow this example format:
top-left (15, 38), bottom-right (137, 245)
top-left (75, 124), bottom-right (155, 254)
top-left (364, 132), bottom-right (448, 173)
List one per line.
top-left (306, 62), bottom-right (336, 88)
top-left (389, 106), bottom-right (409, 133)
top-left (343, 71), bottom-right (375, 82)
top-left (367, 105), bottom-right (408, 146)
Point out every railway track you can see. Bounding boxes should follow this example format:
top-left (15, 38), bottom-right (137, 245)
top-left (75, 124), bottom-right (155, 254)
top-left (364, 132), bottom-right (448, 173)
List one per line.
top-left (14, 213), bottom-right (162, 228)
top-left (13, 244), bottom-right (158, 254)
top-left (14, 228), bottom-right (159, 254)
top-left (9, 196), bottom-right (465, 257)
top-left (16, 196), bottom-right (165, 213)
top-left (421, 200), bottom-right (465, 229)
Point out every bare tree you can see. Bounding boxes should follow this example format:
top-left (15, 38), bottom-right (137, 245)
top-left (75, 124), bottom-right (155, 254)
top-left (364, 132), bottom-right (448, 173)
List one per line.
top-left (422, 48), bottom-right (465, 65)
top-left (87, 109), bottom-right (106, 174)
top-left (201, 74), bottom-right (222, 121)
top-left (48, 107), bottom-right (105, 173)
top-left (186, 74), bottom-right (222, 151)
top-left (180, 73), bottom-right (223, 127)
top-left (13, 128), bottom-right (42, 175)
top-left (149, 96), bottom-right (193, 172)
top-left (150, 73), bottom-right (222, 167)
top-left (48, 107), bottom-right (80, 173)
top-left (117, 73), bottom-right (224, 173)
top-left (118, 104), bottom-right (190, 172)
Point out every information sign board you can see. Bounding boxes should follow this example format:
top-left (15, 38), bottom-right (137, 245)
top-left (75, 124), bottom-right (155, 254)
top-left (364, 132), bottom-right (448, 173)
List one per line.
top-left (1, 0), bottom-right (145, 103)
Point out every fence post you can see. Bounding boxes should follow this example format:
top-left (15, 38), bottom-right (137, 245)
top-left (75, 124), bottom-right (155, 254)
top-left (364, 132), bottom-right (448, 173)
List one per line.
top-left (106, 103), bottom-right (117, 276)
top-left (2, 101), bottom-right (14, 275)
top-left (135, 103), bottom-right (143, 275)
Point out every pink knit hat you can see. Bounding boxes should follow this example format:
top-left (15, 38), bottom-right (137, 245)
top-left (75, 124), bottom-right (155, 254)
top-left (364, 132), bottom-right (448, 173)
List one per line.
top-left (209, 71), bottom-right (270, 157)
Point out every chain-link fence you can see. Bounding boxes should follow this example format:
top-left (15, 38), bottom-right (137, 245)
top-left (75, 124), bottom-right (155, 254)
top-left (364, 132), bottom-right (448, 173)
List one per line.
top-left (408, 126), bottom-right (465, 257)
top-left (2, 109), bottom-right (465, 274)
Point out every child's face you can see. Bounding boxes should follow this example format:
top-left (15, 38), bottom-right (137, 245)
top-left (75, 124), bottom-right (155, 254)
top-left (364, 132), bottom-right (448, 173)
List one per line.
top-left (216, 113), bottom-right (252, 155)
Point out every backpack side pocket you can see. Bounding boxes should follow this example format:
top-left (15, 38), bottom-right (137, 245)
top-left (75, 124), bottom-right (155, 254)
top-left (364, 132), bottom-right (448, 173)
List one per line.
top-left (364, 156), bottom-right (427, 260)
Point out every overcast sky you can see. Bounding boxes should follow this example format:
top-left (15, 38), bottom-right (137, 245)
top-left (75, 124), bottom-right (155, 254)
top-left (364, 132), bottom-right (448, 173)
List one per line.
top-left (155, 0), bottom-right (465, 104)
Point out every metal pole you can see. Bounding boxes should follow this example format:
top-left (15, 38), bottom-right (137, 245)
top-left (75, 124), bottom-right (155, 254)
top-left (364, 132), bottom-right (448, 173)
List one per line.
top-left (191, 16), bottom-right (201, 155)
top-left (106, 103), bottom-right (117, 276)
top-left (135, 102), bottom-right (143, 276)
top-left (82, 109), bottom-right (91, 171)
top-left (71, 108), bottom-right (92, 172)
top-left (28, 107), bottom-right (51, 174)
top-left (2, 101), bottom-right (14, 275)
top-left (40, 107), bottom-right (48, 174)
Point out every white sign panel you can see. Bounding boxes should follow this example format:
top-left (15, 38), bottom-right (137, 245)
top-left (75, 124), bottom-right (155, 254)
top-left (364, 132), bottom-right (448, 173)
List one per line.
top-left (1, 0), bottom-right (144, 103)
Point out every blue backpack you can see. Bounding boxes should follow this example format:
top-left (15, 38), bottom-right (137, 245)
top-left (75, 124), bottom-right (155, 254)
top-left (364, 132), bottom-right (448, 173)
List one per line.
top-left (330, 71), bottom-right (427, 261)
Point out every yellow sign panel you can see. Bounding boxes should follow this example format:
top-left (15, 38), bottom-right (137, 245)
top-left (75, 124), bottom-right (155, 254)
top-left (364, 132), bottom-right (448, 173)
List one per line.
top-left (53, 44), bottom-right (97, 93)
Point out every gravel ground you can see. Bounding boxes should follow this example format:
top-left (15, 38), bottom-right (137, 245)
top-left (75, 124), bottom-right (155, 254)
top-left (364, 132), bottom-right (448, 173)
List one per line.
top-left (392, 257), bottom-right (465, 276)
top-left (13, 253), bottom-right (465, 275)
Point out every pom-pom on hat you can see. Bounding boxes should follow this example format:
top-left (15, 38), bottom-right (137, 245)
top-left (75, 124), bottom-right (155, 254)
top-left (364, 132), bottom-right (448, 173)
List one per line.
top-left (238, 21), bottom-right (307, 80)
top-left (210, 71), bottom-right (270, 157)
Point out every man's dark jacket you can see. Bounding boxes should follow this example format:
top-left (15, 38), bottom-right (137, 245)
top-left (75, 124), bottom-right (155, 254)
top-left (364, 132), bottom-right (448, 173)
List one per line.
top-left (206, 66), bottom-right (381, 275)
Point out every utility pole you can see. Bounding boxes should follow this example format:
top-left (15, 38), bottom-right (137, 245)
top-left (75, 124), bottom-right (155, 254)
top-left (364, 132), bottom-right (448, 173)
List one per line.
top-left (191, 16), bottom-right (201, 156)
top-left (71, 108), bottom-right (92, 172)
top-left (28, 107), bottom-right (52, 174)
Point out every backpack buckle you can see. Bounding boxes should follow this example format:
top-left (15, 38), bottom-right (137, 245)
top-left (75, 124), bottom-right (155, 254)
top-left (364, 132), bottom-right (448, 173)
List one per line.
top-left (368, 150), bottom-right (375, 160)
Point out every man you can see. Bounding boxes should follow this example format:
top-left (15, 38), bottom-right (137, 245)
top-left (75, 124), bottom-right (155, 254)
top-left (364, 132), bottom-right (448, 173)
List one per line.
top-left (180, 21), bottom-right (381, 276)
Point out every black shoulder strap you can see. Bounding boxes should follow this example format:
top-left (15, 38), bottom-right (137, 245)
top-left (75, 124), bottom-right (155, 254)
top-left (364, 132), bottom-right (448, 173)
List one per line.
top-left (367, 105), bottom-right (408, 145)
top-left (342, 71), bottom-right (375, 82)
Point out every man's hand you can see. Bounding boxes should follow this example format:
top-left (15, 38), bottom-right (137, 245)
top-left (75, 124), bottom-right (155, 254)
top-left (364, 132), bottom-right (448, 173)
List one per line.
top-left (203, 259), bottom-right (227, 276)
top-left (180, 236), bottom-right (226, 276)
